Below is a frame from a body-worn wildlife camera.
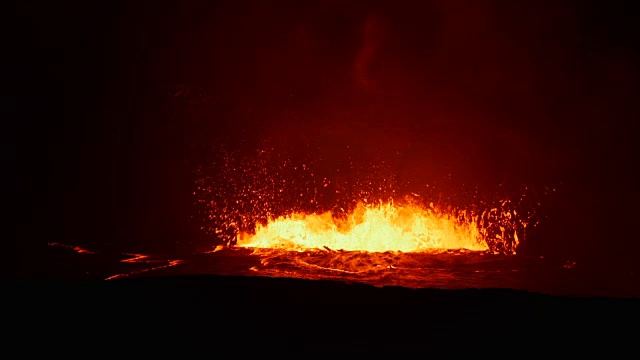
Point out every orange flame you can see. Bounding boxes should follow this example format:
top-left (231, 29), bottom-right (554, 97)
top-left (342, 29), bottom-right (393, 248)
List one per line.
top-left (237, 201), bottom-right (488, 253)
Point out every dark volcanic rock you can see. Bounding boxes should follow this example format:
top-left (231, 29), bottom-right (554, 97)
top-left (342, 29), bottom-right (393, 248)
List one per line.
top-left (8, 275), bottom-right (639, 349)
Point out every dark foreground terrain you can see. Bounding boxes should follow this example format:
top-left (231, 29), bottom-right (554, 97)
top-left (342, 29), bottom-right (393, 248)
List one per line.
top-left (8, 275), bottom-right (639, 351)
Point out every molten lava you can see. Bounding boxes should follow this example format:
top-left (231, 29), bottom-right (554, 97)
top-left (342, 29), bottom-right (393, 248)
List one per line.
top-left (237, 201), bottom-right (489, 253)
top-left (194, 143), bottom-right (541, 256)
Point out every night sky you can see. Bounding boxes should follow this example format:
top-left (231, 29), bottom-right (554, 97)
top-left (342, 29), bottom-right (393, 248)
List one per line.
top-left (12, 0), bottom-right (640, 277)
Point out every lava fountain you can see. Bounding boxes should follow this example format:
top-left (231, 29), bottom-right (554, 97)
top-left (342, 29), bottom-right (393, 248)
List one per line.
top-left (195, 140), bottom-right (538, 257)
top-left (187, 128), bottom-right (552, 288)
top-left (237, 201), bottom-right (490, 253)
